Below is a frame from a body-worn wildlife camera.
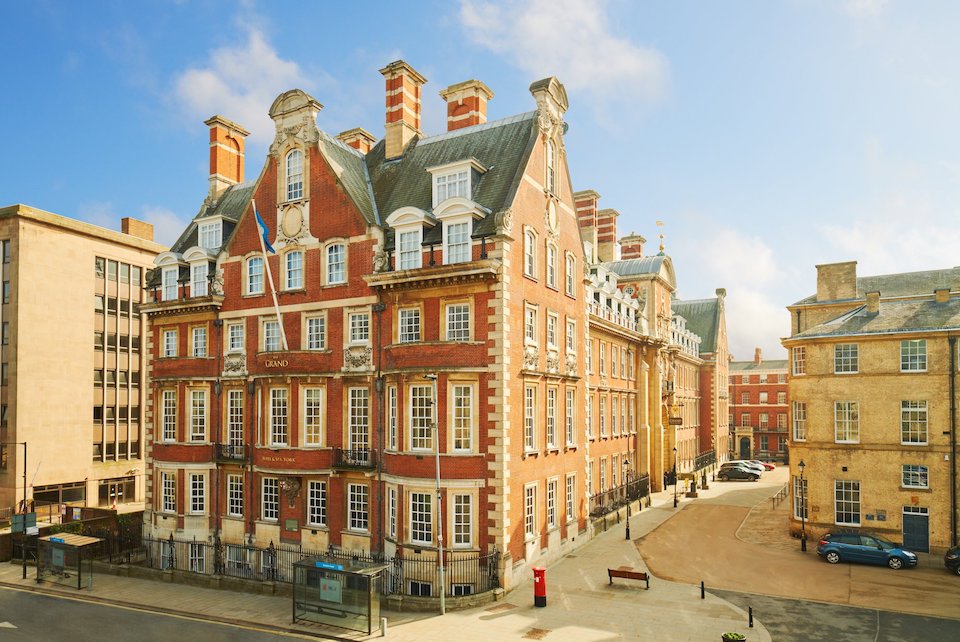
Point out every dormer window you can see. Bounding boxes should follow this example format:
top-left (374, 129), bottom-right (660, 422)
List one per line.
top-left (428, 158), bottom-right (486, 209)
top-left (162, 267), bottom-right (178, 301)
top-left (444, 221), bottom-right (470, 264)
top-left (198, 221), bottom-right (222, 250)
top-left (191, 263), bottom-right (208, 297)
top-left (435, 170), bottom-right (469, 203)
top-left (398, 229), bottom-right (422, 270)
top-left (286, 149), bottom-right (303, 201)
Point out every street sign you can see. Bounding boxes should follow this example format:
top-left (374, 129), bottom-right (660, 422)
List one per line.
top-left (10, 514), bottom-right (23, 533)
top-left (314, 561), bottom-right (344, 571)
top-left (668, 417), bottom-right (683, 425)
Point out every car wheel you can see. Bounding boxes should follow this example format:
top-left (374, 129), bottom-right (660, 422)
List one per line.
top-left (955, 566), bottom-right (960, 576)
top-left (825, 551), bottom-right (841, 564)
top-left (719, 474), bottom-right (728, 481)
top-left (888, 557), bottom-right (904, 570)
top-left (750, 474), bottom-right (758, 481)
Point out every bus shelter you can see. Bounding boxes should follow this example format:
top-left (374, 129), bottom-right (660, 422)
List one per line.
top-left (36, 533), bottom-right (103, 590)
top-left (292, 555), bottom-right (388, 634)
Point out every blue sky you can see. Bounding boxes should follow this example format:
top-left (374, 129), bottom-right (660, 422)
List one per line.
top-left (3, 0), bottom-right (959, 359)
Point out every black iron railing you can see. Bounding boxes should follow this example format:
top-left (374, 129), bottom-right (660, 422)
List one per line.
top-left (333, 447), bottom-right (376, 469)
top-left (694, 450), bottom-right (716, 471)
top-left (214, 443), bottom-right (248, 462)
top-left (588, 474), bottom-right (649, 518)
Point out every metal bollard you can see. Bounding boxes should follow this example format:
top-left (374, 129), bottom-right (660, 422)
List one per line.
top-left (381, 617), bottom-right (388, 637)
top-left (749, 606), bottom-right (754, 628)
top-left (700, 581), bottom-right (705, 599)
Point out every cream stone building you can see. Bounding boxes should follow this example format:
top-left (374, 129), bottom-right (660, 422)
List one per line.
top-left (784, 261), bottom-right (960, 554)
top-left (0, 204), bottom-right (164, 516)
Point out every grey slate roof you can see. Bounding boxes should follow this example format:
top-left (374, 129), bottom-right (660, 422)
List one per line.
top-left (729, 360), bottom-right (788, 372)
top-left (319, 132), bottom-right (378, 226)
top-left (368, 111), bottom-right (539, 247)
top-left (793, 266), bottom-right (960, 305)
top-left (603, 256), bottom-right (668, 278)
top-left (672, 298), bottom-right (721, 354)
top-left (793, 297), bottom-right (960, 339)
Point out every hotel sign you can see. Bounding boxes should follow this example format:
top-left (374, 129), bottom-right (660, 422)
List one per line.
top-left (264, 359), bottom-right (288, 368)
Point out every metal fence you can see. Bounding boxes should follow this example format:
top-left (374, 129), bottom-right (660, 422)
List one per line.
top-left (588, 474), bottom-right (649, 518)
top-left (130, 535), bottom-right (500, 598)
top-left (694, 450), bottom-right (717, 471)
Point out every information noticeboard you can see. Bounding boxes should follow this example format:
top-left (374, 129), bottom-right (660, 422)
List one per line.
top-left (319, 577), bottom-right (342, 603)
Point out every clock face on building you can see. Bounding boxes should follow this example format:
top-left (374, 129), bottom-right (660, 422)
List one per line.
top-left (546, 200), bottom-right (558, 233)
top-left (281, 206), bottom-right (303, 237)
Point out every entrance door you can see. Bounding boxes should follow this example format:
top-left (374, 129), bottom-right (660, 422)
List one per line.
top-left (739, 437), bottom-right (751, 460)
top-left (902, 507), bottom-right (929, 553)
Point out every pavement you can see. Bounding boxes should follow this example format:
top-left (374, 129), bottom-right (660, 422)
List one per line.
top-left (0, 479), bottom-right (777, 641)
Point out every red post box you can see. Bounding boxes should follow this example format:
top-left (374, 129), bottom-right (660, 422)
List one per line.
top-left (533, 566), bottom-right (547, 607)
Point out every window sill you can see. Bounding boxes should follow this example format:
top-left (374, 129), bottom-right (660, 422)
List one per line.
top-left (305, 524), bottom-right (329, 531)
top-left (900, 442), bottom-right (929, 447)
top-left (322, 282), bottom-right (347, 289)
top-left (901, 486), bottom-right (930, 492)
top-left (523, 449), bottom-right (540, 458)
top-left (546, 447), bottom-right (560, 454)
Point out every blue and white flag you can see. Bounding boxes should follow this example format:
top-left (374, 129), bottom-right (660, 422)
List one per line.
top-left (253, 202), bottom-right (276, 254)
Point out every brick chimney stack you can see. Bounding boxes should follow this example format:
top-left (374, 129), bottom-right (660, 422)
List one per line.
top-left (754, 347), bottom-right (762, 365)
top-left (439, 80), bottom-right (493, 131)
top-left (337, 128), bottom-right (377, 155)
top-left (380, 60), bottom-right (427, 159)
top-left (121, 217), bottom-right (154, 242)
top-left (204, 115), bottom-right (249, 200)
top-left (620, 232), bottom-right (646, 260)
top-left (596, 209), bottom-right (620, 262)
top-left (574, 190), bottom-right (600, 263)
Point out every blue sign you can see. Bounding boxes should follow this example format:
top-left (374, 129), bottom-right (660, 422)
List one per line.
top-left (50, 537), bottom-right (65, 543)
top-left (314, 561), bottom-right (344, 571)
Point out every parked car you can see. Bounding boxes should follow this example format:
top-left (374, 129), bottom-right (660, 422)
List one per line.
top-left (945, 546), bottom-right (960, 575)
top-left (751, 460), bottom-right (776, 471)
top-left (816, 533), bottom-right (918, 570)
top-left (717, 464), bottom-right (760, 482)
top-left (724, 460), bottom-right (765, 475)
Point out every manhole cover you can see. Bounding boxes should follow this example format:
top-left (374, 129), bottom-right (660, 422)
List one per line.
top-left (485, 603), bottom-right (518, 613)
top-left (523, 628), bottom-right (551, 639)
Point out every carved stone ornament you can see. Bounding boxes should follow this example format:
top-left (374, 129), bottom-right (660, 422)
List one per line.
top-left (494, 207), bottom-right (514, 235)
top-left (537, 106), bottom-right (564, 141)
top-left (565, 353), bottom-right (577, 376)
top-left (523, 345), bottom-right (540, 370)
top-left (223, 354), bottom-right (247, 377)
top-left (344, 346), bottom-right (373, 369)
top-left (544, 200), bottom-right (559, 240)
top-left (279, 476), bottom-right (302, 507)
top-left (546, 351), bottom-right (560, 374)
top-left (373, 250), bottom-right (389, 273)
top-left (210, 268), bottom-right (225, 296)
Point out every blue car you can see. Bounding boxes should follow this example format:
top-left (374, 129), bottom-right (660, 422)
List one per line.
top-left (817, 532), bottom-right (918, 570)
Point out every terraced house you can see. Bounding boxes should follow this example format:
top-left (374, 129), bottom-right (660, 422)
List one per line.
top-left (784, 261), bottom-right (960, 554)
top-left (141, 61), bottom-right (679, 597)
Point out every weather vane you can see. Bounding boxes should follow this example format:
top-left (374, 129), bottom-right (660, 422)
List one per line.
top-left (656, 220), bottom-right (665, 252)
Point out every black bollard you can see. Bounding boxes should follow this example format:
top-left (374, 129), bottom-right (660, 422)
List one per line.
top-left (700, 581), bottom-right (705, 599)
top-left (749, 607), bottom-right (754, 628)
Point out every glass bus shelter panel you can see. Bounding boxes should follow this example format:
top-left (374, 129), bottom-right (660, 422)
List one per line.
top-left (36, 533), bottom-right (103, 590)
top-left (293, 557), bottom-right (386, 635)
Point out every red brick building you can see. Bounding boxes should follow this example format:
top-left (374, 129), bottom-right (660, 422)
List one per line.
top-left (142, 62), bottom-right (616, 594)
top-left (728, 348), bottom-right (788, 461)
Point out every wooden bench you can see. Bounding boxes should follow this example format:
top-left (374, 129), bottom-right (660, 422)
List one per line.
top-left (608, 567), bottom-right (650, 589)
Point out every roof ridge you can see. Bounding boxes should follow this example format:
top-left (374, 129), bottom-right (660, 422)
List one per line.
top-left (417, 111), bottom-right (537, 146)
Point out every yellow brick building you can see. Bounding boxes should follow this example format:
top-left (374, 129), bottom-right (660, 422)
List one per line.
top-left (784, 261), bottom-right (960, 554)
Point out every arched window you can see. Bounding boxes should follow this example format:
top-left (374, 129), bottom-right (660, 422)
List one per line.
top-left (285, 250), bottom-right (303, 290)
top-left (286, 149), bottom-right (303, 201)
top-left (326, 243), bottom-right (346, 284)
top-left (524, 229), bottom-right (537, 277)
top-left (247, 256), bottom-right (264, 295)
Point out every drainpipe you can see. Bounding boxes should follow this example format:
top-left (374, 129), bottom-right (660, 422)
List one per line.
top-left (949, 335), bottom-right (957, 547)
top-left (213, 318), bottom-right (223, 539)
top-left (373, 295), bottom-right (386, 556)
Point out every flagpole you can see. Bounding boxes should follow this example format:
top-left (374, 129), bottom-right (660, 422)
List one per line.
top-left (252, 199), bottom-right (289, 351)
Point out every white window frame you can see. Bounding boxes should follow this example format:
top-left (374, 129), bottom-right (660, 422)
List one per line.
top-left (444, 220), bottom-right (471, 265)
top-left (792, 475), bottom-right (807, 520)
top-left (348, 483), bottom-right (369, 532)
top-left (387, 386), bottom-right (398, 451)
top-left (546, 312), bottom-right (558, 349)
top-left (901, 464), bottom-right (928, 489)
top-left (285, 250), bottom-right (304, 290)
top-left (565, 473), bottom-right (576, 523)
top-left (189, 389), bottom-right (207, 442)
top-left (161, 471), bottom-right (176, 513)
top-left (446, 303), bottom-right (470, 342)
top-left (834, 343), bottom-right (859, 374)
top-left (303, 387), bottom-right (323, 447)
top-left (409, 492), bottom-right (433, 545)
top-left (565, 253), bottom-right (575, 297)
top-left (452, 384), bottom-right (473, 453)
top-left (388, 487), bottom-right (398, 539)
top-left (198, 220), bottom-right (222, 249)
top-left (834, 400), bottom-right (859, 443)
top-left (546, 387), bottom-right (558, 449)
top-left (192, 326), bottom-right (207, 358)
top-left (565, 388), bottom-right (575, 446)
top-left (524, 304), bottom-right (538, 345)
top-left (246, 256), bottom-right (264, 295)
top-left (524, 385), bottom-right (537, 452)
top-left (286, 149), bottom-right (303, 201)
top-left (189, 473), bottom-right (205, 515)
top-left (270, 388), bottom-right (289, 446)
top-left (834, 479), bottom-right (860, 526)
top-left (900, 339), bottom-right (927, 372)
top-left (398, 229), bottom-right (422, 270)
top-left (524, 229), bottom-right (537, 278)
top-left (162, 267), bottom-right (178, 301)
top-left (348, 311), bottom-right (370, 345)
top-left (326, 243), bottom-right (346, 285)
top-left (191, 262), bottom-right (208, 297)
top-left (409, 385), bottom-right (433, 451)
top-left (227, 474), bottom-right (243, 517)
top-left (546, 243), bottom-right (558, 288)
top-left (900, 400), bottom-right (928, 445)
top-left (434, 169), bottom-right (469, 204)
top-left (546, 478), bottom-right (558, 529)
top-left (453, 493), bottom-right (472, 548)
top-left (524, 483), bottom-right (537, 539)
top-left (263, 320), bottom-right (281, 352)
top-left (792, 346), bottom-right (806, 375)
top-left (163, 329), bottom-right (177, 358)
top-left (227, 323), bottom-right (244, 353)
top-left (307, 480), bottom-right (327, 526)
top-left (399, 307), bottom-right (421, 343)
top-left (305, 315), bottom-right (325, 350)
top-left (565, 318), bottom-right (576, 354)
top-left (162, 390), bottom-right (176, 442)
top-left (262, 477), bottom-right (279, 521)
top-left (227, 389), bottom-right (243, 446)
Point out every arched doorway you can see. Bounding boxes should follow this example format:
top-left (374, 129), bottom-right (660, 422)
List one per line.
top-left (739, 437), bottom-right (751, 460)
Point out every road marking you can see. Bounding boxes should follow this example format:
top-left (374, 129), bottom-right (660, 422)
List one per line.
top-left (0, 621), bottom-right (17, 628)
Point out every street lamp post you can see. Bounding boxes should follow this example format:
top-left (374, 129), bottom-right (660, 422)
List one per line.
top-left (672, 447), bottom-right (678, 508)
top-left (624, 458), bottom-right (631, 540)
top-left (799, 459), bottom-right (807, 552)
top-left (424, 374), bottom-right (446, 615)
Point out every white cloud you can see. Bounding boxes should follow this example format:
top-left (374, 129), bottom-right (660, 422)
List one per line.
top-left (459, 0), bottom-right (667, 109)
top-left (138, 206), bottom-right (190, 247)
top-left (172, 29), bottom-right (311, 144)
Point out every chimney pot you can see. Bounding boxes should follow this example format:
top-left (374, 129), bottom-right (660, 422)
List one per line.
top-left (620, 232), bottom-right (646, 260)
top-left (439, 79), bottom-right (494, 131)
top-left (379, 60), bottom-right (427, 159)
top-left (203, 115), bottom-right (249, 199)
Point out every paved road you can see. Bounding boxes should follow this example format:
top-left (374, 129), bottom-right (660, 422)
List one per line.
top-left (712, 590), bottom-right (960, 642)
top-left (637, 468), bottom-right (960, 620)
top-left (0, 588), bottom-right (312, 641)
